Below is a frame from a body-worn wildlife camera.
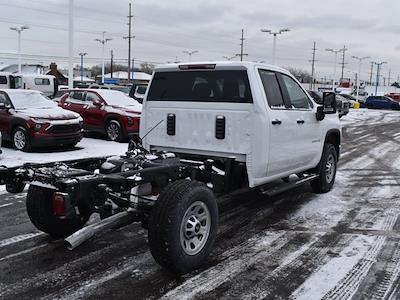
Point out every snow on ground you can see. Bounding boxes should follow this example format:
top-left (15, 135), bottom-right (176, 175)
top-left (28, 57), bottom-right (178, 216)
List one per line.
top-left (0, 137), bottom-right (128, 168)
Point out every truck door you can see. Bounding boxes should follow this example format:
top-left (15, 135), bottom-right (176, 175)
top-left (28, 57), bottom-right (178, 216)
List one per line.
top-left (258, 69), bottom-right (299, 176)
top-left (277, 73), bottom-right (322, 169)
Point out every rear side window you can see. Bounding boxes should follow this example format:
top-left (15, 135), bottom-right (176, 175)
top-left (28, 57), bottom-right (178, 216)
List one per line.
top-left (281, 75), bottom-right (310, 109)
top-left (0, 76), bottom-right (7, 85)
top-left (147, 70), bottom-right (253, 103)
top-left (259, 70), bottom-right (285, 108)
top-left (35, 78), bottom-right (51, 85)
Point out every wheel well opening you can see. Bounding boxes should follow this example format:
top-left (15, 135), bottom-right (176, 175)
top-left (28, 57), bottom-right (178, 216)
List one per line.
top-left (326, 131), bottom-right (340, 158)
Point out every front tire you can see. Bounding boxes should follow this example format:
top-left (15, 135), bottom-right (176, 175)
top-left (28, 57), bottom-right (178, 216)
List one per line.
top-left (26, 185), bottom-right (90, 238)
top-left (106, 120), bottom-right (123, 142)
top-left (310, 143), bottom-right (338, 194)
top-left (12, 126), bottom-right (31, 151)
top-left (148, 180), bottom-right (218, 274)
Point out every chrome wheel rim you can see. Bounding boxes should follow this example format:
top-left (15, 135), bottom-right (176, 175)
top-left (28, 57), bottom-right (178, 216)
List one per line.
top-left (14, 130), bottom-right (26, 150)
top-left (107, 122), bottom-right (120, 141)
top-left (325, 153), bottom-right (336, 183)
top-left (180, 201), bottom-right (211, 256)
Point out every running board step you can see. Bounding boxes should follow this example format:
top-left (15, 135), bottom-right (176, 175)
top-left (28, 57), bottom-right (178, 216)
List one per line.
top-left (259, 174), bottom-right (319, 197)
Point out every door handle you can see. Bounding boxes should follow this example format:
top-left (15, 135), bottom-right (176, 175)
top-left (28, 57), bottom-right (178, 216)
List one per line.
top-left (272, 119), bottom-right (282, 125)
top-left (297, 120), bottom-right (305, 124)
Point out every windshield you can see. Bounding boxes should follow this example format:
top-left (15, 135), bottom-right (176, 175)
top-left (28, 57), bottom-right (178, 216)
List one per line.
top-left (101, 90), bottom-right (142, 111)
top-left (10, 92), bottom-right (57, 110)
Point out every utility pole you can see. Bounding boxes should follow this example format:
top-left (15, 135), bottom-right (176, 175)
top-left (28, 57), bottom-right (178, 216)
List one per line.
top-left (124, 2), bottom-right (134, 83)
top-left (260, 28), bottom-right (290, 65)
top-left (352, 56), bottom-right (370, 102)
top-left (326, 48), bottom-right (344, 92)
top-left (95, 32), bottom-right (112, 84)
top-left (110, 50), bottom-right (114, 79)
top-left (339, 45), bottom-right (348, 81)
top-left (309, 41), bottom-right (317, 90)
top-left (373, 61), bottom-right (387, 96)
top-left (235, 29), bottom-right (248, 61)
top-left (369, 62), bottom-right (374, 86)
top-left (68, 0), bottom-right (74, 89)
top-left (79, 52), bottom-right (87, 81)
top-left (388, 68), bottom-right (391, 87)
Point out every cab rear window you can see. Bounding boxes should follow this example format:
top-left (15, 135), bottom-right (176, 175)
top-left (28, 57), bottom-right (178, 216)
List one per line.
top-left (147, 70), bottom-right (253, 103)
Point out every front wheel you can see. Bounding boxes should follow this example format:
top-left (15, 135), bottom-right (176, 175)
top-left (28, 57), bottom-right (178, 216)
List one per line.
top-left (106, 120), bottom-right (123, 142)
top-left (12, 126), bottom-right (31, 151)
top-left (310, 143), bottom-right (338, 194)
top-left (148, 180), bottom-right (218, 274)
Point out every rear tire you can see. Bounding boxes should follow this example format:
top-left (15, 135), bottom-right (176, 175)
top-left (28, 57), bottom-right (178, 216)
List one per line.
top-left (148, 180), bottom-right (218, 274)
top-left (310, 143), bottom-right (338, 194)
top-left (26, 185), bottom-right (90, 238)
top-left (106, 120), bottom-right (123, 142)
top-left (12, 126), bottom-right (31, 152)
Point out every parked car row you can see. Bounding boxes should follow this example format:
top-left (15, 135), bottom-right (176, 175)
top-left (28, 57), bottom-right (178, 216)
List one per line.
top-left (0, 88), bottom-right (142, 151)
top-left (307, 90), bottom-right (350, 118)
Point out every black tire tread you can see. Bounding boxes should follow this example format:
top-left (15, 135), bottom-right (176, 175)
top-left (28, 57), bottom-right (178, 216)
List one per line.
top-left (26, 185), bottom-right (89, 238)
top-left (310, 143), bottom-right (337, 194)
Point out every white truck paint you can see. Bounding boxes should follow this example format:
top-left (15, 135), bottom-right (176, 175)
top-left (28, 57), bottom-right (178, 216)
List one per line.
top-left (141, 61), bottom-right (341, 188)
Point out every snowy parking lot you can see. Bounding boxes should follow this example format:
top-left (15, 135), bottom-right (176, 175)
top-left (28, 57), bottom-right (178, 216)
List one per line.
top-left (1, 109), bottom-right (400, 299)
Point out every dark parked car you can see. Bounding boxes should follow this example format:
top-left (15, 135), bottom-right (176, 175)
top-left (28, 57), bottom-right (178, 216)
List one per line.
top-left (59, 89), bottom-right (142, 141)
top-left (0, 89), bottom-right (83, 151)
top-left (308, 90), bottom-right (349, 118)
top-left (129, 84), bottom-right (148, 103)
top-left (365, 96), bottom-right (400, 110)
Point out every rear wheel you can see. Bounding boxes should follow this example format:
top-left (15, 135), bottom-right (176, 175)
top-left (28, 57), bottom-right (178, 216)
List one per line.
top-left (26, 185), bottom-right (90, 238)
top-left (148, 180), bottom-right (218, 274)
top-left (6, 182), bottom-right (26, 194)
top-left (106, 120), bottom-right (122, 142)
top-left (310, 143), bottom-right (338, 194)
top-left (12, 126), bottom-right (31, 151)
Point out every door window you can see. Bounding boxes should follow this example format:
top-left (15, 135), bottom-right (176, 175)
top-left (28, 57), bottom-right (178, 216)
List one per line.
top-left (0, 93), bottom-right (11, 106)
top-left (68, 91), bottom-right (85, 104)
top-left (258, 70), bottom-right (285, 109)
top-left (281, 75), bottom-right (311, 109)
top-left (0, 76), bottom-right (7, 85)
top-left (85, 92), bottom-right (102, 104)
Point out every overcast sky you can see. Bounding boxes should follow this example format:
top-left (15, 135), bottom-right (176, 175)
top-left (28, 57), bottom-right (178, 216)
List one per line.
top-left (0, 0), bottom-right (398, 81)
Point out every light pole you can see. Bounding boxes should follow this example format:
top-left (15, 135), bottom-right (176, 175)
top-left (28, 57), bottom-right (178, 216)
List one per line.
top-left (79, 52), bottom-right (87, 82)
top-left (183, 50), bottom-right (198, 62)
top-left (325, 48), bottom-right (344, 92)
top-left (9, 26), bottom-right (29, 73)
top-left (373, 61), bottom-right (387, 96)
top-left (222, 56), bottom-right (236, 61)
top-left (260, 28), bottom-right (290, 65)
top-left (352, 56), bottom-right (370, 102)
top-left (95, 32), bottom-right (112, 84)
top-left (68, 0), bottom-right (74, 89)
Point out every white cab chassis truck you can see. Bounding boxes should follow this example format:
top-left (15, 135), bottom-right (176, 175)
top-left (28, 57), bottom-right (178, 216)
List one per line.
top-left (0, 62), bottom-right (341, 274)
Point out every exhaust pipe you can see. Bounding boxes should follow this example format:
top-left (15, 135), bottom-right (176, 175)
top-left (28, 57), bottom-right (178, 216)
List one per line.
top-left (65, 211), bottom-right (137, 250)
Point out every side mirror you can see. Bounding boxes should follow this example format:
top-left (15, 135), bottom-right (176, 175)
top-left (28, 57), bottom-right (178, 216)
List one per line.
top-left (316, 92), bottom-right (337, 121)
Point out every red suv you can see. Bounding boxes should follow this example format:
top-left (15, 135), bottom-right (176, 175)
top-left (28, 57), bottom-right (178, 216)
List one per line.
top-left (0, 89), bottom-right (83, 151)
top-left (59, 89), bottom-right (142, 141)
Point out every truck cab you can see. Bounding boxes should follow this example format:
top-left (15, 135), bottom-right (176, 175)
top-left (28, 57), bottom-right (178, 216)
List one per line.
top-left (141, 62), bottom-right (341, 188)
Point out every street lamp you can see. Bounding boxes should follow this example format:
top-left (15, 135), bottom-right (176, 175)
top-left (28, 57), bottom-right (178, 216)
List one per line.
top-left (9, 26), bottom-right (30, 73)
top-left (79, 52), bottom-right (87, 82)
top-left (260, 28), bottom-right (290, 65)
top-left (372, 61), bottom-right (387, 96)
top-left (95, 32), bottom-right (112, 84)
top-left (222, 56), bottom-right (236, 61)
top-left (325, 48), bottom-right (345, 92)
top-left (351, 56), bottom-right (370, 102)
top-left (183, 50), bottom-right (198, 62)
